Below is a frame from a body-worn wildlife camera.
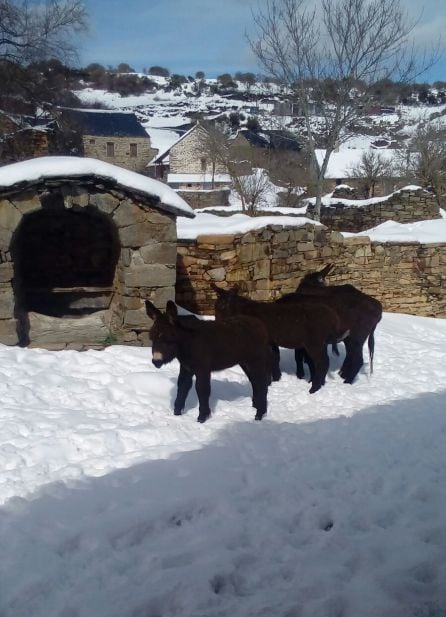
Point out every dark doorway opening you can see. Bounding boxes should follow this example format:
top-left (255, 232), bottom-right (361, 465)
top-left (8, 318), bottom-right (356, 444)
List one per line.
top-left (12, 206), bottom-right (120, 319)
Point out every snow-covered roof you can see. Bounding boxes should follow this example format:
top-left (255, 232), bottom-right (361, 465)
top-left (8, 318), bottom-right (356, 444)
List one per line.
top-left (0, 156), bottom-right (195, 218)
top-left (153, 123), bottom-right (202, 163)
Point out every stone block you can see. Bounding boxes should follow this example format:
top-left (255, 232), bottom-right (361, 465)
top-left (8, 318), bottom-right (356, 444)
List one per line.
top-left (11, 192), bottom-right (42, 215)
top-left (196, 234), bottom-right (235, 245)
top-left (254, 259), bottom-right (271, 280)
top-left (0, 199), bottom-right (21, 232)
top-left (124, 264), bottom-right (176, 288)
top-left (113, 200), bottom-right (147, 227)
top-left (207, 267), bottom-right (226, 281)
top-left (140, 242), bottom-right (177, 265)
top-left (0, 318), bottom-right (18, 345)
top-left (89, 192), bottom-right (120, 214)
top-left (0, 263), bottom-right (13, 283)
top-left (118, 223), bottom-right (156, 247)
top-left (124, 308), bottom-right (151, 327)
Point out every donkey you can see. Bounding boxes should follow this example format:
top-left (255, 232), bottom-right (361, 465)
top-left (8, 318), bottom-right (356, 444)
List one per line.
top-left (279, 264), bottom-right (382, 384)
top-left (212, 285), bottom-right (348, 394)
top-left (145, 300), bottom-right (271, 423)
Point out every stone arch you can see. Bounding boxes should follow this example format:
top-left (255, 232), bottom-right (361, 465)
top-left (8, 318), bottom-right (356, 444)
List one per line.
top-left (1, 175), bottom-right (180, 349)
top-left (11, 192), bottom-right (121, 346)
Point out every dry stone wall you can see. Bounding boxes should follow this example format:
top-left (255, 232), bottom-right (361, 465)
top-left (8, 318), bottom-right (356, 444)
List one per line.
top-left (306, 188), bottom-right (441, 232)
top-left (176, 224), bottom-right (446, 318)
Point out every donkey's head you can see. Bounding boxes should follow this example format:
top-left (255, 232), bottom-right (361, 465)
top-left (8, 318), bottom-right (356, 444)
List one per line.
top-left (145, 300), bottom-right (179, 368)
top-left (211, 284), bottom-right (241, 320)
top-left (297, 264), bottom-right (335, 290)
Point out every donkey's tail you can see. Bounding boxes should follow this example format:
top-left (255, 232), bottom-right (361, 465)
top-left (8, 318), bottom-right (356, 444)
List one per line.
top-left (368, 328), bottom-right (376, 375)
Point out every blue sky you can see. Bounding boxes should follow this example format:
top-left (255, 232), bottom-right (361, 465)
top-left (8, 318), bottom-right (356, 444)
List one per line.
top-left (81, 0), bottom-right (446, 83)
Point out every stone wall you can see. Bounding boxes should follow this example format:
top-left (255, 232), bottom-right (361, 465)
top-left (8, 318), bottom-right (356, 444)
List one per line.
top-left (306, 188), bottom-right (441, 232)
top-left (176, 224), bottom-right (446, 318)
top-left (169, 125), bottom-right (227, 176)
top-left (82, 135), bottom-right (156, 173)
top-left (177, 188), bottom-right (230, 209)
top-left (0, 181), bottom-right (177, 349)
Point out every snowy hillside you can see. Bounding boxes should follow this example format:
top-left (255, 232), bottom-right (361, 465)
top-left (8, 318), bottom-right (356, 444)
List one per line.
top-left (1, 311), bottom-right (446, 617)
top-left (74, 80), bottom-right (446, 161)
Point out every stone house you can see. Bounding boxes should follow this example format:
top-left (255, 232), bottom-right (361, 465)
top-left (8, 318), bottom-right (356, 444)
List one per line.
top-left (0, 156), bottom-right (194, 350)
top-left (55, 109), bottom-right (157, 173)
top-left (167, 124), bottom-right (230, 189)
top-left (0, 111), bottom-right (51, 164)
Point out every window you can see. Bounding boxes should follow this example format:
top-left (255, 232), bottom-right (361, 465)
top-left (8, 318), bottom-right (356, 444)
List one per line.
top-left (89, 138), bottom-right (95, 144)
top-left (106, 142), bottom-right (115, 157)
top-left (130, 143), bottom-right (138, 157)
top-left (200, 157), bottom-right (207, 171)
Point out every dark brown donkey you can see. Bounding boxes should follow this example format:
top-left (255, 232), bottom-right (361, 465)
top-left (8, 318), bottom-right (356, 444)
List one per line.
top-left (145, 300), bottom-right (271, 423)
top-left (213, 285), bottom-right (347, 394)
top-left (279, 264), bottom-right (382, 384)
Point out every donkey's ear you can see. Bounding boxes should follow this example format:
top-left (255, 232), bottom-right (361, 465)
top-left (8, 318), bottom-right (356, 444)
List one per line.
top-left (211, 282), bottom-right (225, 296)
top-left (145, 300), bottom-right (162, 320)
top-left (320, 264), bottom-right (334, 278)
top-left (229, 284), bottom-right (240, 295)
top-left (165, 300), bottom-right (178, 324)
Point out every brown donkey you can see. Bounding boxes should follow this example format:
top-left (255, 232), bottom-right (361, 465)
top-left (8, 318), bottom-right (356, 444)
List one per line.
top-left (212, 285), bottom-right (347, 393)
top-left (279, 264), bottom-right (382, 384)
top-left (145, 301), bottom-right (271, 423)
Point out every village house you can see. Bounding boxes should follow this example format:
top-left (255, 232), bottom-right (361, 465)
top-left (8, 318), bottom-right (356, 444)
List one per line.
top-left (55, 109), bottom-right (157, 173)
top-left (0, 111), bottom-right (51, 164)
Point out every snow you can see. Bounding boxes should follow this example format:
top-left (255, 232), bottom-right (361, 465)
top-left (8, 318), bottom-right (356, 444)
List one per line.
top-left (315, 148), bottom-right (397, 179)
top-left (0, 156), bottom-right (194, 218)
top-left (143, 126), bottom-right (181, 160)
top-left (177, 212), bottom-right (323, 240)
top-left (306, 186), bottom-right (427, 209)
top-left (349, 216), bottom-right (446, 244)
top-left (1, 311), bottom-right (446, 616)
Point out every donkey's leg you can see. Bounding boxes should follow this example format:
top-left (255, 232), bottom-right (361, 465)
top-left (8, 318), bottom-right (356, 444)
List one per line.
top-left (339, 337), bottom-right (353, 379)
top-left (295, 348), bottom-right (306, 379)
top-left (271, 344), bottom-right (282, 381)
top-left (241, 360), bottom-right (268, 419)
top-left (247, 360), bottom-right (268, 420)
top-left (308, 345), bottom-right (329, 394)
top-left (342, 339), bottom-right (364, 384)
top-left (174, 364), bottom-right (193, 415)
top-left (195, 369), bottom-right (212, 423)
top-left (296, 348), bottom-right (315, 381)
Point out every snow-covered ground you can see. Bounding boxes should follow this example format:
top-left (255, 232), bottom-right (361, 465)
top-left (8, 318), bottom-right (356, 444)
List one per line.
top-left (1, 310), bottom-right (446, 617)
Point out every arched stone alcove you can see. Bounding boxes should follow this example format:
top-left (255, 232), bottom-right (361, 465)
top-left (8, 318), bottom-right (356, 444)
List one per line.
top-left (0, 166), bottom-right (189, 349)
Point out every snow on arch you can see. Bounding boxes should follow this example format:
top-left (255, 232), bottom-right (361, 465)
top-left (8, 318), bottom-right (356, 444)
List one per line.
top-left (0, 156), bottom-right (195, 219)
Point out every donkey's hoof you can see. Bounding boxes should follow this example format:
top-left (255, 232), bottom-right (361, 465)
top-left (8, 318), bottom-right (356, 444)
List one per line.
top-left (197, 413), bottom-right (210, 423)
top-left (255, 412), bottom-right (266, 421)
top-left (309, 384), bottom-right (322, 394)
top-left (174, 409), bottom-right (183, 416)
top-left (272, 373), bottom-right (282, 382)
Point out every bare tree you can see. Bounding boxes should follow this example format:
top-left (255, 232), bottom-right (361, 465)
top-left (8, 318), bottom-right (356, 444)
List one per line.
top-left (267, 149), bottom-right (309, 205)
top-left (1, 0), bottom-right (88, 65)
top-left (394, 124), bottom-right (446, 202)
top-left (249, 0), bottom-right (439, 219)
top-left (348, 149), bottom-right (393, 197)
top-left (231, 168), bottom-right (272, 215)
top-left (198, 122), bottom-right (230, 188)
